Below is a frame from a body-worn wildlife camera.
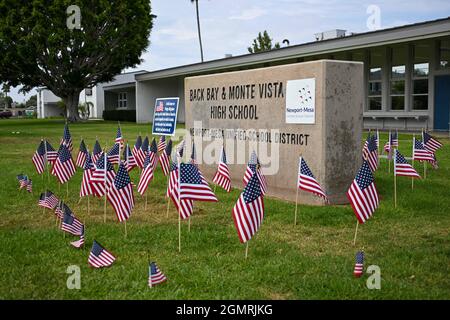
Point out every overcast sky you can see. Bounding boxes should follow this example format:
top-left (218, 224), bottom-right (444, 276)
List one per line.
top-left (8, 0), bottom-right (450, 103)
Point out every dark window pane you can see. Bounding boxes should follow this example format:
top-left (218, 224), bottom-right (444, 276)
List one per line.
top-left (369, 97), bottom-right (382, 110)
top-left (413, 79), bottom-right (428, 94)
top-left (391, 96), bottom-right (405, 110)
top-left (413, 96), bottom-right (428, 110)
top-left (391, 80), bottom-right (405, 94)
top-left (369, 81), bottom-right (382, 95)
top-left (369, 68), bottom-right (382, 80)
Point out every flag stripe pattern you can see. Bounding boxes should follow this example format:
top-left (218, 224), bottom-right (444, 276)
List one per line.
top-left (159, 140), bottom-right (172, 176)
top-left (148, 262), bottom-right (167, 287)
top-left (354, 251), bottom-right (364, 278)
top-left (363, 136), bottom-right (378, 172)
top-left (61, 211), bottom-right (84, 236)
top-left (90, 153), bottom-right (116, 197)
top-left (123, 144), bottom-right (137, 172)
top-left (76, 139), bottom-right (88, 168)
top-left (347, 161), bottom-right (379, 224)
top-left (243, 151), bottom-right (268, 195)
top-left (92, 140), bottom-right (102, 164)
top-left (52, 145), bottom-right (76, 184)
top-left (32, 140), bottom-right (46, 174)
top-left (167, 161), bottom-right (193, 220)
top-left (107, 162), bottom-right (134, 222)
top-left (71, 227), bottom-right (85, 248)
top-left (88, 240), bottom-right (116, 268)
top-left (157, 136), bottom-right (166, 153)
top-left (179, 163), bottom-right (218, 202)
top-left (413, 138), bottom-right (435, 162)
top-left (423, 131), bottom-right (442, 153)
top-left (232, 170), bottom-right (265, 243)
top-left (298, 157), bottom-right (327, 200)
top-left (80, 153), bottom-right (95, 197)
top-left (212, 147), bottom-right (231, 192)
top-left (107, 143), bottom-right (120, 165)
top-left (45, 140), bottom-right (57, 162)
top-left (137, 152), bottom-right (156, 195)
top-left (38, 191), bottom-right (59, 209)
top-left (395, 149), bottom-right (420, 178)
top-left (61, 123), bottom-right (73, 151)
top-left (132, 135), bottom-right (143, 167)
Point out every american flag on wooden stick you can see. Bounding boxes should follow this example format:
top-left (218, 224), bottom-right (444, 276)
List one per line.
top-left (383, 131), bottom-right (398, 155)
top-left (423, 131), bottom-right (442, 153)
top-left (132, 135), bottom-right (143, 167)
top-left (347, 161), bottom-right (379, 224)
top-left (394, 149), bottom-right (420, 178)
top-left (76, 139), bottom-right (88, 168)
top-left (243, 151), bottom-right (267, 195)
top-left (363, 136), bottom-right (378, 172)
top-left (179, 163), bottom-right (218, 202)
top-left (167, 161), bottom-right (193, 220)
top-left (26, 179), bottom-right (32, 193)
top-left (52, 145), bottom-right (76, 184)
top-left (413, 138), bottom-right (435, 163)
top-left (115, 125), bottom-right (124, 147)
top-left (123, 144), bottom-right (137, 172)
top-left (157, 136), bottom-right (166, 153)
top-left (297, 157), bottom-right (327, 200)
top-left (232, 170), bottom-right (265, 243)
top-left (362, 132), bottom-right (371, 158)
top-left (159, 139), bottom-right (172, 176)
top-left (149, 138), bottom-right (159, 169)
top-left (88, 240), bottom-right (116, 268)
top-left (44, 140), bottom-right (57, 163)
top-left (55, 201), bottom-right (73, 220)
top-left (80, 153), bottom-right (95, 197)
top-left (92, 140), bottom-right (102, 164)
top-left (61, 123), bottom-right (73, 151)
top-left (213, 146), bottom-right (231, 192)
top-left (137, 152), bottom-right (156, 196)
top-left (38, 191), bottom-right (59, 210)
top-left (32, 140), bottom-right (46, 174)
top-left (354, 251), bottom-right (364, 278)
top-left (107, 162), bottom-right (134, 222)
top-left (107, 143), bottom-right (120, 165)
top-left (71, 226), bottom-right (85, 248)
top-left (137, 136), bottom-right (149, 168)
top-left (148, 262), bottom-right (167, 287)
top-left (90, 153), bottom-right (116, 197)
top-left (61, 210), bottom-right (84, 236)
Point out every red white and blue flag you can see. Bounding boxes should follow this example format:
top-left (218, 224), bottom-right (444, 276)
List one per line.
top-left (107, 162), bottom-right (134, 222)
top-left (92, 140), bottom-right (102, 164)
top-left (423, 131), bottom-right (442, 153)
top-left (232, 170), bottom-right (265, 243)
top-left (243, 151), bottom-right (267, 195)
top-left (179, 163), bottom-right (218, 202)
top-left (32, 140), bottom-right (46, 174)
top-left (394, 149), bottom-right (420, 178)
top-left (132, 135), bottom-right (143, 167)
top-left (52, 145), bottom-right (76, 184)
top-left (88, 240), bottom-right (116, 268)
top-left (90, 153), bottom-right (116, 197)
top-left (157, 136), bottom-right (166, 153)
top-left (107, 143), bottom-right (120, 165)
top-left (159, 139), bottom-right (172, 176)
top-left (123, 144), bottom-right (137, 172)
top-left (76, 139), bottom-right (88, 168)
top-left (137, 137), bottom-right (149, 169)
top-left (354, 251), bottom-right (364, 278)
top-left (71, 226), bottom-right (85, 248)
top-left (156, 101), bottom-right (164, 112)
top-left (167, 160), bottom-right (193, 220)
top-left (413, 137), bottom-right (435, 163)
top-left (363, 136), bottom-right (378, 172)
top-left (115, 125), bottom-right (124, 147)
top-left (297, 157), bottom-right (327, 200)
top-left (347, 161), bottom-right (379, 224)
top-left (212, 146), bottom-right (231, 192)
top-left (38, 191), bottom-right (59, 210)
top-left (61, 123), bottom-right (73, 151)
top-left (80, 152), bottom-right (95, 197)
top-left (137, 152), bottom-right (156, 196)
top-left (45, 140), bottom-right (57, 163)
top-left (61, 210), bottom-right (84, 236)
top-left (148, 262), bottom-right (167, 287)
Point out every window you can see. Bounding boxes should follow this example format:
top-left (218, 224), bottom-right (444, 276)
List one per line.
top-left (390, 46), bottom-right (407, 110)
top-left (439, 39), bottom-right (450, 69)
top-left (412, 42), bottom-right (430, 110)
top-left (118, 92), bottom-right (127, 109)
top-left (368, 49), bottom-right (383, 110)
top-left (85, 88), bottom-right (93, 96)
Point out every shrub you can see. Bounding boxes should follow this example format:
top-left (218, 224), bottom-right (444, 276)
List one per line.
top-left (103, 109), bottom-right (136, 122)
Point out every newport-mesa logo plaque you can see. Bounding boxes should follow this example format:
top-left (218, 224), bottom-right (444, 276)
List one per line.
top-left (184, 60), bottom-right (363, 205)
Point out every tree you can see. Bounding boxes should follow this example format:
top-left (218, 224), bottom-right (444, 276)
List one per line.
top-left (0, 1), bottom-right (154, 122)
top-left (190, 0), bottom-right (204, 62)
top-left (0, 92), bottom-right (12, 108)
top-left (247, 31), bottom-right (280, 54)
top-left (25, 95), bottom-right (37, 108)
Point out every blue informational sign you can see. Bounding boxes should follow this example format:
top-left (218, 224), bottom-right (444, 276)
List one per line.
top-left (152, 97), bottom-right (179, 136)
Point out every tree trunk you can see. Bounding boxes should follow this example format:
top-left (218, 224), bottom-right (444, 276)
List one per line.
top-left (63, 93), bottom-right (81, 122)
top-left (195, 0), bottom-right (204, 62)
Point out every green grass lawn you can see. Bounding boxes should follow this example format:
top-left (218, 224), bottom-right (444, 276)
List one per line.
top-left (0, 118), bottom-right (449, 299)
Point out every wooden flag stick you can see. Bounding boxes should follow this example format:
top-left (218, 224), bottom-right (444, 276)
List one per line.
top-left (213, 184), bottom-right (217, 194)
top-left (245, 242), bottom-right (249, 259)
top-left (166, 197), bottom-right (170, 218)
top-left (124, 221), bottom-right (128, 238)
top-left (66, 182), bottom-right (69, 198)
top-left (388, 154), bottom-right (391, 173)
top-left (145, 191), bottom-right (148, 211)
top-left (412, 158), bottom-right (415, 190)
top-left (394, 171), bottom-right (397, 208)
top-left (103, 195), bottom-right (107, 223)
top-left (353, 221), bottom-right (359, 246)
top-left (87, 196), bottom-right (90, 216)
top-left (188, 216), bottom-right (191, 232)
top-left (178, 213), bottom-right (181, 253)
top-left (294, 187), bottom-right (299, 226)
top-left (424, 161), bottom-right (427, 179)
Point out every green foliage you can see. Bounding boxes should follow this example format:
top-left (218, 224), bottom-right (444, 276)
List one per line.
top-left (0, 92), bottom-right (13, 108)
top-left (248, 31), bottom-right (281, 54)
top-left (25, 95), bottom-right (37, 108)
top-left (0, 119), bottom-right (449, 299)
top-left (103, 109), bottom-right (136, 122)
top-left (0, 0), bottom-right (154, 121)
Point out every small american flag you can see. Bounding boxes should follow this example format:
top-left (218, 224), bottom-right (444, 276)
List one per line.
top-left (38, 191), bottom-right (59, 210)
top-left (243, 151), bottom-right (267, 195)
top-left (61, 123), bottom-right (73, 151)
top-left (17, 174), bottom-right (28, 189)
top-left (167, 160), bottom-right (193, 220)
top-left (51, 144), bottom-right (76, 184)
top-left (32, 140), bottom-right (46, 174)
top-left (212, 146), bottom-right (231, 192)
top-left (107, 162), bottom-right (134, 222)
top-left (137, 152), bottom-right (156, 196)
top-left (232, 170), bottom-right (265, 243)
top-left (70, 226), bottom-right (85, 248)
top-left (92, 140), bottom-right (102, 164)
top-left (175, 140), bottom-right (185, 159)
top-left (391, 131), bottom-right (399, 147)
top-left (107, 143), bottom-right (120, 165)
top-left (55, 201), bottom-right (73, 220)
top-left (362, 133), bottom-right (371, 159)
top-left (148, 262), bottom-right (167, 287)
top-left (44, 140), bottom-right (57, 163)
top-left (297, 157), bottom-right (327, 200)
top-left (115, 125), bottom-right (124, 146)
top-left (394, 149), bottom-right (420, 178)
top-left (123, 144), bottom-right (137, 172)
top-left (383, 131), bottom-right (398, 155)
top-left (347, 161), bottom-right (379, 224)
top-left (80, 153), bottom-right (95, 197)
top-left (159, 139), bottom-right (172, 176)
top-left (76, 139), bottom-right (88, 168)
top-left (137, 137), bottom-right (149, 169)
top-left (149, 138), bottom-right (159, 169)
top-left (133, 135), bottom-right (143, 167)
top-left (423, 131), bottom-right (442, 153)
top-left (25, 179), bottom-right (32, 193)
top-left (363, 136), bottom-right (378, 172)
top-left (157, 136), bottom-right (166, 153)
top-left (90, 153), bottom-right (116, 198)
top-left (155, 101), bottom-right (164, 112)
top-left (354, 251), bottom-right (364, 278)
top-left (413, 138), bottom-right (435, 163)
top-left (179, 163), bottom-right (218, 202)
top-left (88, 240), bottom-right (116, 268)
top-left (61, 210), bottom-right (84, 236)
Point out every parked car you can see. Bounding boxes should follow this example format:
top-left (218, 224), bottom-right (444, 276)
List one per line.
top-left (0, 110), bottom-right (13, 119)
